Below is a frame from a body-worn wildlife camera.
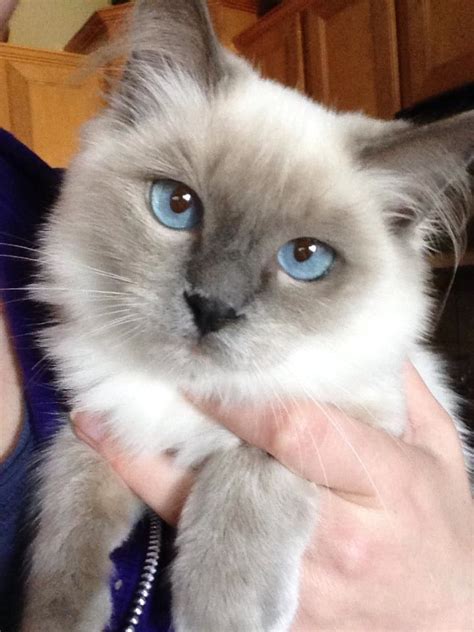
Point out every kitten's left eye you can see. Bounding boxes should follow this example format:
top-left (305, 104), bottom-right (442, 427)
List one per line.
top-left (277, 237), bottom-right (335, 281)
top-left (150, 179), bottom-right (202, 230)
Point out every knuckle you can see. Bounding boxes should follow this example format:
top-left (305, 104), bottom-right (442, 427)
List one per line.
top-left (331, 529), bottom-right (382, 579)
top-left (265, 403), bottom-right (300, 454)
top-left (266, 409), bottom-right (299, 461)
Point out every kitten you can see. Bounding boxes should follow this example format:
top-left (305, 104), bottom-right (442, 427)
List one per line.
top-left (22, 1), bottom-right (473, 630)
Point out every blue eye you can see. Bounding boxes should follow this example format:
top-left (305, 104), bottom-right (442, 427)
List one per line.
top-left (150, 180), bottom-right (202, 230)
top-left (277, 238), bottom-right (335, 281)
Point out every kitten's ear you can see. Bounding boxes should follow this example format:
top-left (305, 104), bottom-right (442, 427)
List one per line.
top-left (112, 0), bottom-right (227, 119)
top-left (357, 111), bottom-right (473, 233)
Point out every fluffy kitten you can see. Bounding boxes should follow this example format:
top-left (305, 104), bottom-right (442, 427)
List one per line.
top-left (23, 1), bottom-right (473, 630)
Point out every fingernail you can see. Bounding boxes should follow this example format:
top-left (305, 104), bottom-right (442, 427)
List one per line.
top-left (71, 411), bottom-right (106, 447)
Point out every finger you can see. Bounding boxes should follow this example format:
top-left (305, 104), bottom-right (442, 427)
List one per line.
top-left (403, 362), bottom-right (467, 466)
top-left (186, 396), bottom-right (414, 499)
top-left (72, 412), bottom-right (195, 526)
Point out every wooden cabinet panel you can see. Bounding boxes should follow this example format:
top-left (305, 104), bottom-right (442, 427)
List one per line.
top-left (208, 1), bottom-right (259, 50)
top-left (64, 3), bottom-right (131, 55)
top-left (236, 9), bottom-right (304, 90)
top-left (2, 1), bottom-right (472, 169)
top-left (235, 0), bottom-right (400, 118)
top-left (396, 0), bottom-right (474, 107)
top-left (0, 44), bottom-right (102, 167)
top-left (302, 0), bottom-right (400, 118)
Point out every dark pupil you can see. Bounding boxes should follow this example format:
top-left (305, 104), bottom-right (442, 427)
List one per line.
top-left (294, 238), bottom-right (317, 262)
top-left (170, 185), bottom-right (193, 214)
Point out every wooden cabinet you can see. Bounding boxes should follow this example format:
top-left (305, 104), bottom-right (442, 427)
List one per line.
top-left (301, 0), bottom-right (399, 118)
top-left (2, 1), bottom-right (473, 166)
top-left (208, 0), bottom-right (260, 50)
top-left (235, 7), bottom-right (305, 90)
top-left (63, 0), bottom-right (474, 120)
top-left (64, 3), bottom-right (130, 55)
top-left (0, 2), bottom-right (259, 168)
top-left (235, 0), bottom-right (401, 118)
top-left (396, 0), bottom-right (474, 107)
top-left (235, 0), bottom-right (473, 119)
top-left (0, 44), bottom-right (102, 167)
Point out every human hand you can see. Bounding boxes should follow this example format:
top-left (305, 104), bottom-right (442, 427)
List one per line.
top-left (71, 412), bottom-right (194, 526)
top-left (73, 363), bottom-right (473, 630)
top-left (0, 301), bottom-right (23, 462)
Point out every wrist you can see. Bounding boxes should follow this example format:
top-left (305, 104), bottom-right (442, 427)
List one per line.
top-left (0, 305), bottom-right (23, 462)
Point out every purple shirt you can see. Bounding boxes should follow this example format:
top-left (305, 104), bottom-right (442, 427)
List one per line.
top-left (0, 129), bottom-right (174, 632)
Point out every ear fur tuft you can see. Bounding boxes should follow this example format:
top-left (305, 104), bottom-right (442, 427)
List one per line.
top-left (111, 0), bottom-right (228, 121)
top-left (357, 111), bottom-right (473, 255)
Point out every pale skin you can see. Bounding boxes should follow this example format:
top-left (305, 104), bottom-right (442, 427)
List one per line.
top-left (1, 304), bottom-right (473, 629)
top-left (0, 302), bottom-right (23, 463)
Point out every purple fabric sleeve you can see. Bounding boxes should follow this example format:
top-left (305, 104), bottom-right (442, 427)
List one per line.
top-left (0, 414), bottom-right (33, 631)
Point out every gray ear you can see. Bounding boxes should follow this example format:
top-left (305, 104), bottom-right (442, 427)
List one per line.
top-left (362, 111), bottom-right (473, 179)
top-left (113, 0), bottom-right (227, 118)
top-left (360, 112), bottom-right (473, 232)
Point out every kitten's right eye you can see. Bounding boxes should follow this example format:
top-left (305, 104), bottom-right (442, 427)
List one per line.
top-left (150, 180), bottom-right (202, 230)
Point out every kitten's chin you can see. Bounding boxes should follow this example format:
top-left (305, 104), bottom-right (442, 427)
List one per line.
top-left (154, 333), bottom-right (254, 384)
top-left (120, 328), bottom-right (271, 384)
top-left (127, 334), bottom-right (226, 380)
top-left (179, 338), bottom-right (237, 375)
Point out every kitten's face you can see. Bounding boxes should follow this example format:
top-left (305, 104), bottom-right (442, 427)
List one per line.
top-left (38, 0), bottom-right (471, 397)
top-left (40, 77), bottom-right (426, 391)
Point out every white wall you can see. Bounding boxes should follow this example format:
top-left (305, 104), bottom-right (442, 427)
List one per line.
top-left (9, 0), bottom-right (111, 50)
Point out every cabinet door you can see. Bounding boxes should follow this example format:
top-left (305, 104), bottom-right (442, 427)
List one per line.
top-left (208, 1), bottom-right (259, 50)
top-left (396, 0), bottom-right (474, 107)
top-left (0, 44), bottom-right (103, 167)
top-left (235, 0), bottom-right (400, 118)
top-left (234, 6), bottom-right (305, 91)
top-left (301, 0), bottom-right (400, 118)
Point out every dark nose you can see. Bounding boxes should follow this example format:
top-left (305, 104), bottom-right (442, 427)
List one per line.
top-left (184, 291), bottom-right (241, 336)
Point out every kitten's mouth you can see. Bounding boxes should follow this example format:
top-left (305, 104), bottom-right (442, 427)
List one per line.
top-left (189, 342), bottom-right (205, 356)
top-left (187, 332), bottom-right (228, 360)
top-left (179, 330), bottom-right (239, 374)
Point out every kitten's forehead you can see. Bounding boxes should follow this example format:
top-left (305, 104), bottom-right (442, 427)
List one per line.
top-left (87, 71), bottom-right (374, 240)
top-left (212, 78), bottom-right (356, 198)
top-left (217, 78), bottom-right (347, 165)
top-left (100, 73), bottom-right (355, 196)
top-left (202, 78), bottom-right (374, 232)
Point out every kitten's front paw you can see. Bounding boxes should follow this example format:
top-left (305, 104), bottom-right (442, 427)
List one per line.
top-left (172, 570), bottom-right (297, 632)
top-left (172, 446), bottom-right (317, 632)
